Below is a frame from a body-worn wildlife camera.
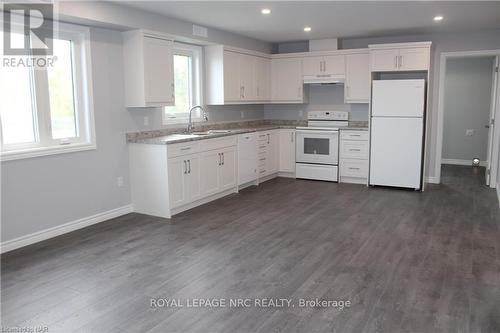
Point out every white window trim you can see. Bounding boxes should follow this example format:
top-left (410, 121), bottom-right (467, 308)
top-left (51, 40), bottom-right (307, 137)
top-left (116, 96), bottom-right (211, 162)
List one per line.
top-left (163, 42), bottom-right (203, 125)
top-left (0, 20), bottom-right (95, 162)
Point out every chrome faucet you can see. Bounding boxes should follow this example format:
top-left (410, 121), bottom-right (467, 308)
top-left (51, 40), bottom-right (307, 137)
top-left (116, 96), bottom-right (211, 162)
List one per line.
top-left (187, 105), bottom-right (208, 133)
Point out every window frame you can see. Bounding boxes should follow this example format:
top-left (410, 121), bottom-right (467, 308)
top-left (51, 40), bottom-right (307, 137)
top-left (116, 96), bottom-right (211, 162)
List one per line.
top-left (0, 20), bottom-right (95, 161)
top-left (163, 42), bottom-right (203, 125)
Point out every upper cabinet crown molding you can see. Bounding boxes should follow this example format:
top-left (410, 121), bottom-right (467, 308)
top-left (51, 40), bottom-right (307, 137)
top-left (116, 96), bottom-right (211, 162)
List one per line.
top-left (123, 29), bottom-right (175, 108)
top-left (369, 41), bottom-right (432, 72)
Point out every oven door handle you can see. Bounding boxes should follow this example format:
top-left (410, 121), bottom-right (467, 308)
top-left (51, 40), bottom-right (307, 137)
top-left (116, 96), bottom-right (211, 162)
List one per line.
top-left (296, 129), bottom-right (338, 135)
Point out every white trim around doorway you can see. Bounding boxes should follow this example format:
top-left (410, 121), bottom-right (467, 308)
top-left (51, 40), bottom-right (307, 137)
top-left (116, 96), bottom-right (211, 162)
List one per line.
top-left (435, 49), bottom-right (500, 186)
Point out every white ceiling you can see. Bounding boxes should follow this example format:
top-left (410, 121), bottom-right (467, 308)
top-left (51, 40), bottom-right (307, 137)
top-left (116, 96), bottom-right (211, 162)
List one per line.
top-left (122, 1), bottom-right (500, 43)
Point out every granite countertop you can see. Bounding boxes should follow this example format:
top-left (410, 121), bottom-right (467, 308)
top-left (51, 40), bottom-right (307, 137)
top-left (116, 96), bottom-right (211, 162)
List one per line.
top-left (126, 120), bottom-right (368, 145)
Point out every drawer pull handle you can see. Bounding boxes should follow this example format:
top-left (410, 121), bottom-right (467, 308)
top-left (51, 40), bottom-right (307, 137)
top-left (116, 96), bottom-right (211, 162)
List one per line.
top-left (349, 134), bottom-right (361, 137)
top-left (349, 149), bottom-right (361, 151)
top-left (348, 167), bottom-right (361, 170)
top-left (180, 147), bottom-right (191, 151)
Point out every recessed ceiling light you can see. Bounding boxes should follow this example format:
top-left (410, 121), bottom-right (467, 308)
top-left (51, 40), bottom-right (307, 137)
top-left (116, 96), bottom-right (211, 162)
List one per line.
top-left (261, 8), bottom-right (271, 15)
top-left (434, 15), bottom-right (444, 21)
top-left (304, 26), bottom-right (312, 32)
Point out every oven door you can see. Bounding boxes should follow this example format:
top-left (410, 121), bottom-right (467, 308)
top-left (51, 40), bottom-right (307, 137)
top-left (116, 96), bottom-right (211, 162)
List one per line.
top-left (296, 129), bottom-right (338, 165)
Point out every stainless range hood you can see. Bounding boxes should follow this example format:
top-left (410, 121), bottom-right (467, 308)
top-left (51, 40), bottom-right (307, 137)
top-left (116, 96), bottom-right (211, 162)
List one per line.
top-left (303, 74), bottom-right (345, 85)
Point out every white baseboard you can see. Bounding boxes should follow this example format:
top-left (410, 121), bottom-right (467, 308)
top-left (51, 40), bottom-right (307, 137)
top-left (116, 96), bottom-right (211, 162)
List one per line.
top-left (425, 176), bottom-right (440, 184)
top-left (442, 158), bottom-right (487, 167)
top-left (0, 205), bottom-right (133, 254)
top-left (497, 186), bottom-right (500, 207)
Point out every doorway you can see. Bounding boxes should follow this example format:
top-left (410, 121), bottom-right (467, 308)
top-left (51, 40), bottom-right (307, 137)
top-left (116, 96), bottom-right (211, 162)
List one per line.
top-left (436, 51), bottom-right (500, 187)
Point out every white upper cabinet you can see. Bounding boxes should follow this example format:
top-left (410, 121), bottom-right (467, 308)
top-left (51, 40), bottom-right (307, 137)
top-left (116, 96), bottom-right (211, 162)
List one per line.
top-left (344, 53), bottom-right (370, 103)
top-left (271, 57), bottom-right (305, 103)
top-left (303, 55), bottom-right (345, 78)
top-left (123, 30), bottom-right (174, 107)
top-left (369, 42), bottom-right (431, 72)
top-left (206, 46), bottom-right (271, 105)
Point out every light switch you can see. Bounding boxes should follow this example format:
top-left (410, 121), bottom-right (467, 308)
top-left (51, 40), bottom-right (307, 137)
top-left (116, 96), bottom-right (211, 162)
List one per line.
top-left (143, 116), bottom-right (149, 126)
top-left (466, 129), bottom-right (474, 136)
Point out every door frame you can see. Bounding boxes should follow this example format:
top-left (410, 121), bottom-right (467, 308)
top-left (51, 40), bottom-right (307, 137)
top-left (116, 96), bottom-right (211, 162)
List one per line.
top-left (435, 49), bottom-right (500, 186)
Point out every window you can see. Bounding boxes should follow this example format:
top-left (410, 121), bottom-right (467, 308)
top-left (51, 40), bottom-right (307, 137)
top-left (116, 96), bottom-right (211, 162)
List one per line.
top-left (0, 22), bottom-right (95, 161)
top-left (163, 43), bottom-right (202, 124)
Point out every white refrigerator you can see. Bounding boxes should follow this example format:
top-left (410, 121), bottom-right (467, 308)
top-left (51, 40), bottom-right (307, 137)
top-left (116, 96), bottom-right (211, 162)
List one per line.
top-left (369, 79), bottom-right (426, 190)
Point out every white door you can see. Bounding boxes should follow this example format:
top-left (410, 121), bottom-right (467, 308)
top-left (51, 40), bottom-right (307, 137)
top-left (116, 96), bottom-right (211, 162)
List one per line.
top-left (240, 53), bottom-right (255, 101)
top-left (168, 156), bottom-right (188, 208)
top-left (398, 48), bottom-right (430, 71)
top-left (279, 129), bottom-right (296, 172)
top-left (238, 134), bottom-right (258, 185)
top-left (302, 56), bottom-right (323, 76)
top-left (185, 155), bottom-right (201, 202)
top-left (200, 150), bottom-right (221, 197)
top-left (372, 80), bottom-right (425, 117)
top-left (370, 117), bottom-right (423, 189)
top-left (223, 51), bottom-right (241, 102)
top-left (220, 147), bottom-right (237, 190)
top-left (345, 53), bottom-right (370, 103)
top-left (370, 49), bottom-right (399, 72)
top-left (486, 56), bottom-right (499, 186)
top-left (272, 58), bottom-right (303, 102)
top-left (323, 55), bottom-right (345, 75)
top-left (143, 36), bottom-right (174, 104)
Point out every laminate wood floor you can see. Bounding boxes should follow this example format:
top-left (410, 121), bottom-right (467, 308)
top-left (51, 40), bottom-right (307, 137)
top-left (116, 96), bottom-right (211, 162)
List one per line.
top-left (2, 165), bottom-right (499, 332)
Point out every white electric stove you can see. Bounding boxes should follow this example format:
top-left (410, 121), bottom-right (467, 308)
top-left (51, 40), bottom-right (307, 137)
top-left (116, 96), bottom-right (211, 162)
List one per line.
top-left (295, 111), bottom-right (349, 182)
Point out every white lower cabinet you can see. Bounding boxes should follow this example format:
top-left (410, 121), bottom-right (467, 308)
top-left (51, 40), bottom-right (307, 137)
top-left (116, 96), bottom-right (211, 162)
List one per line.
top-left (339, 130), bottom-right (369, 184)
top-left (258, 130), bottom-right (279, 178)
top-left (168, 153), bottom-right (201, 209)
top-left (279, 129), bottom-right (295, 173)
top-left (200, 146), bottom-right (236, 197)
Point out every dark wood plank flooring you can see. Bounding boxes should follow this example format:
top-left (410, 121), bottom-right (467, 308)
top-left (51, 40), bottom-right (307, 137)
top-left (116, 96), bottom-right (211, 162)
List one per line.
top-left (2, 165), bottom-right (499, 332)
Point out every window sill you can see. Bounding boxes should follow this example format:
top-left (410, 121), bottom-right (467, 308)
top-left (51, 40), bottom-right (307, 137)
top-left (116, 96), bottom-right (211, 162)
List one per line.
top-left (163, 117), bottom-right (204, 126)
top-left (1, 142), bottom-right (96, 162)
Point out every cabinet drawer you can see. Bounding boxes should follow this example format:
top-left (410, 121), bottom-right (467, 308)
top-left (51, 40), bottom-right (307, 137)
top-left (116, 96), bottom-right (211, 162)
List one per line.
top-left (341, 130), bottom-right (369, 141)
top-left (340, 140), bottom-right (369, 159)
top-left (167, 142), bottom-right (200, 158)
top-left (200, 136), bottom-right (237, 151)
top-left (340, 159), bottom-right (368, 178)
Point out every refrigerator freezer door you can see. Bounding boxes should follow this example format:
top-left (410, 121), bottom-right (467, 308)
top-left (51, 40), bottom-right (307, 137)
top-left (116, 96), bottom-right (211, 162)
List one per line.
top-left (372, 79), bottom-right (425, 117)
top-left (369, 117), bottom-right (423, 189)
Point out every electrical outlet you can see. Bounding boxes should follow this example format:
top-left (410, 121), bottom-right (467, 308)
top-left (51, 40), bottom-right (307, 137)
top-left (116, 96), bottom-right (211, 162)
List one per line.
top-left (117, 176), bottom-right (124, 187)
top-left (143, 116), bottom-right (149, 126)
top-left (466, 129), bottom-right (474, 136)
top-left (299, 110), bottom-right (304, 118)
top-left (240, 111), bottom-right (245, 119)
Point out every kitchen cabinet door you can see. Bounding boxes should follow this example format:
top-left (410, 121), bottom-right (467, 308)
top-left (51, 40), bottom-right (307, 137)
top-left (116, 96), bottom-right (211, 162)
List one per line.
top-left (168, 156), bottom-right (188, 208)
top-left (200, 150), bottom-right (221, 197)
top-left (219, 147), bottom-right (237, 191)
top-left (302, 56), bottom-right (323, 76)
top-left (223, 50), bottom-right (242, 102)
top-left (240, 54), bottom-right (255, 101)
top-left (398, 48), bottom-right (430, 71)
top-left (185, 155), bottom-right (201, 202)
top-left (370, 49), bottom-right (399, 72)
top-left (323, 55), bottom-right (345, 75)
top-left (143, 36), bottom-right (174, 105)
top-left (255, 57), bottom-right (271, 101)
top-left (279, 129), bottom-right (296, 173)
top-left (345, 53), bottom-right (370, 103)
top-left (271, 58), bottom-right (303, 103)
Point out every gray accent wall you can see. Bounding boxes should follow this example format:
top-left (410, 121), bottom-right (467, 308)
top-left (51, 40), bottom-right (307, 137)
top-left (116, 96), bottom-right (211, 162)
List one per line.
top-left (264, 85), bottom-right (369, 121)
top-left (442, 57), bottom-right (495, 162)
top-left (341, 29), bottom-right (500, 180)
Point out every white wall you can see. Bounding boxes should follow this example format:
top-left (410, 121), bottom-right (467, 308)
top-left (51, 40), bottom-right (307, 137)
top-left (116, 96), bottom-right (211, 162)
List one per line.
top-left (341, 29), bottom-right (500, 180)
top-left (264, 85), bottom-right (369, 122)
top-left (442, 57), bottom-right (495, 163)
